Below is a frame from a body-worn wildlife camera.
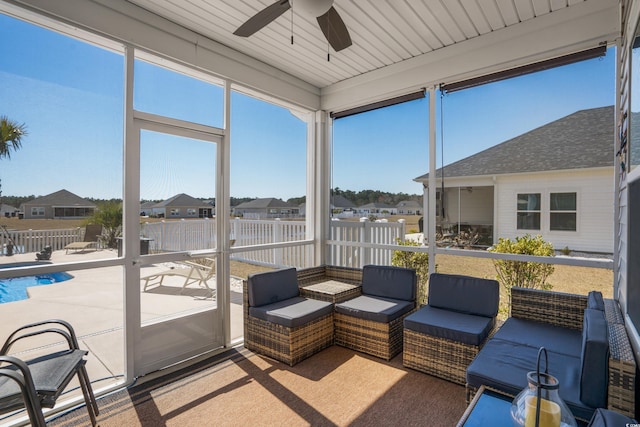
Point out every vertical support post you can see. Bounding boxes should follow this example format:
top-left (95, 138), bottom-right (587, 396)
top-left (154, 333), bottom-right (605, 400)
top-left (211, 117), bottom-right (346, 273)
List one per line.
top-left (428, 87), bottom-right (437, 276)
top-left (123, 45), bottom-right (140, 381)
top-left (219, 79), bottom-right (232, 346)
top-left (311, 110), bottom-right (330, 266)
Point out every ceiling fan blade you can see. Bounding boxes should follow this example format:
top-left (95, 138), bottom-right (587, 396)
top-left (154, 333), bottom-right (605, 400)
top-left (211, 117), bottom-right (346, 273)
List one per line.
top-left (317, 6), bottom-right (352, 52)
top-left (234, 0), bottom-right (291, 37)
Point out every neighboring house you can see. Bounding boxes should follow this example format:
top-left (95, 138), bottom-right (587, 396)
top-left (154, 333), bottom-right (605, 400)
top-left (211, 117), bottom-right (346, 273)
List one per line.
top-left (327, 194), bottom-right (357, 218)
top-left (150, 193), bottom-right (213, 218)
top-left (0, 203), bottom-right (19, 218)
top-left (331, 195), bottom-right (357, 213)
top-left (414, 106), bottom-right (623, 253)
top-left (140, 201), bottom-right (157, 216)
top-left (20, 189), bottom-right (96, 219)
top-left (233, 198), bottom-right (300, 219)
top-left (357, 202), bottom-right (397, 216)
top-left (396, 200), bottom-right (422, 215)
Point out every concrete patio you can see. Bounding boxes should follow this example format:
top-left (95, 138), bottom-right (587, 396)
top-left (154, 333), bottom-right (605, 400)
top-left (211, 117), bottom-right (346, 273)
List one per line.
top-left (0, 248), bottom-right (244, 422)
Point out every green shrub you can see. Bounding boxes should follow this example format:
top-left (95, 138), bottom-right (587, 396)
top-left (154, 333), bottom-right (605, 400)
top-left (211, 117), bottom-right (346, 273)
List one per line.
top-left (488, 235), bottom-right (555, 303)
top-left (391, 239), bottom-right (431, 305)
top-left (86, 202), bottom-right (122, 249)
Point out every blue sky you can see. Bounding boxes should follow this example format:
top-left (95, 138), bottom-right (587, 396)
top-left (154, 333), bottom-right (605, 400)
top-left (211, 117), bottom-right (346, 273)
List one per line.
top-left (0, 13), bottom-right (616, 202)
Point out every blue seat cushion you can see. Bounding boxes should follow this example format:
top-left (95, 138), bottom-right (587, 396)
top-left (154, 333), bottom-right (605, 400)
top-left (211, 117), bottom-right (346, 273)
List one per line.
top-left (335, 295), bottom-right (414, 323)
top-left (587, 408), bottom-right (637, 426)
top-left (466, 338), bottom-right (593, 421)
top-left (428, 273), bottom-right (499, 317)
top-left (403, 305), bottom-right (495, 346)
top-left (587, 291), bottom-right (605, 311)
top-left (248, 267), bottom-right (299, 307)
top-left (249, 296), bottom-right (333, 328)
top-left (493, 318), bottom-right (582, 358)
top-left (361, 265), bottom-right (416, 301)
top-left (580, 308), bottom-right (609, 408)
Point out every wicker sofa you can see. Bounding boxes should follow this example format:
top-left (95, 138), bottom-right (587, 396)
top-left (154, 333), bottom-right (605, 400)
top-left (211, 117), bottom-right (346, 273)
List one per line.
top-left (466, 287), bottom-right (637, 422)
top-left (402, 273), bottom-right (500, 385)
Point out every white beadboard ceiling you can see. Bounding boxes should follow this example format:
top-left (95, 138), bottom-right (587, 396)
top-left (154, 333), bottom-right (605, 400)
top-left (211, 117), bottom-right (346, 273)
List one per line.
top-left (125, 0), bottom-right (602, 90)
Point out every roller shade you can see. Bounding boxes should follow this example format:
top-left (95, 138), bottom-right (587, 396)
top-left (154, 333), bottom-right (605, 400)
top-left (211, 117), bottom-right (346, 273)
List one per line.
top-left (441, 45), bottom-right (606, 93)
top-left (330, 89), bottom-right (425, 119)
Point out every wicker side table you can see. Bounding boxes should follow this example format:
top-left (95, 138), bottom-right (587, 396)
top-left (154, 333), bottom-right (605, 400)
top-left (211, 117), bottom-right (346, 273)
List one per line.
top-left (300, 280), bottom-right (361, 304)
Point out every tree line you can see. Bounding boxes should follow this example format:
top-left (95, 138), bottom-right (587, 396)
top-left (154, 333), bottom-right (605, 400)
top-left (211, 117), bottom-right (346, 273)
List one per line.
top-left (1, 190), bottom-right (422, 210)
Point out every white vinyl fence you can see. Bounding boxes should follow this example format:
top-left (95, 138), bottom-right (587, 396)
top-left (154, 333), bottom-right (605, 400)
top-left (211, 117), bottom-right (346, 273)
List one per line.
top-left (143, 218), bottom-right (405, 268)
top-left (0, 228), bottom-right (83, 255)
top-left (329, 220), bottom-right (405, 267)
top-left (1, 219), bottom-right (406, 268)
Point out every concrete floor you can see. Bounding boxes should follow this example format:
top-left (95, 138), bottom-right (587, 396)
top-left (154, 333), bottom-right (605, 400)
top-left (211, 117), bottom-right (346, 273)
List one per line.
top-left (0, 248), bottom-right (244, 422)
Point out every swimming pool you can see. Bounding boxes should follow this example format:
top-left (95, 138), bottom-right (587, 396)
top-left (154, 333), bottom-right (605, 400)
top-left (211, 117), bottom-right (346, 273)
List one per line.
top-left (0, 272), bottom-right (74, 303)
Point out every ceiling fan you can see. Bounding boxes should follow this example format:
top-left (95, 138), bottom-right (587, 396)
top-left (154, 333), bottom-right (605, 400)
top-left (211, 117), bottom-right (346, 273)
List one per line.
top-left (233, 0), bottom-right (352, 52)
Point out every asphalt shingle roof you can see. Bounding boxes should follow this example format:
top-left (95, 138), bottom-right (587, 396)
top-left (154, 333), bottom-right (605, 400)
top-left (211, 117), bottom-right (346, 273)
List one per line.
top-left (235, 198), bottom-right (296, 209)
top-left (25, 189), bottom-right (96, 207)
top-left (154, 193), bottom-right (209, 207)
top-left (415, 106), bottom-right (616, 181)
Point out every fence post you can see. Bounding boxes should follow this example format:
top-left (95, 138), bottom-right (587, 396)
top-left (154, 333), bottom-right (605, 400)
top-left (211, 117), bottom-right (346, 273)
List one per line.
top-left (232, 218), bottom-right (241, 247)
top-left (360, 217), bottom-right (370, 268)
top-left (273, 218), bottom-right (283, 265)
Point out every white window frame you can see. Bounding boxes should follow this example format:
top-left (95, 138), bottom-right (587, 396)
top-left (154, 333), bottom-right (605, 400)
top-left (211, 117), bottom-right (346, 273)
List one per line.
top-left (31, 207), bottom-right (45, 217)
top-left (516, 193), bottom-right (541, 230)
top-left (549, 191), bottom-right (577, 232)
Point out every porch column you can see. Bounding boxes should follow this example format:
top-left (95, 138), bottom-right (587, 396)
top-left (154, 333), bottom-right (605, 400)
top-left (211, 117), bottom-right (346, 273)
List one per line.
top-left (309, 110), bottom-right (331, 266)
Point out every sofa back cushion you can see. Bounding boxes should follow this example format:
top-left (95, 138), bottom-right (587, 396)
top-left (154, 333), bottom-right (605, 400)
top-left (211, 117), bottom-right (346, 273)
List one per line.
top-left (248, 267), bottom-right (299, 307)
top-left (362, 265), bottom-right (416, 301)
top-left (587, 291), bottom-right (605, 311)
top-left (580, 308), bottom-right (609, 408)
top-left (428, 273), bottom-right (499, 318)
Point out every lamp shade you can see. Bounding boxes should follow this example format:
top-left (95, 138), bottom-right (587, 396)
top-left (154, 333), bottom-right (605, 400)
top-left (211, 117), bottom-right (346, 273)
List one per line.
top-left (510, 348), bottom-right (577, 427)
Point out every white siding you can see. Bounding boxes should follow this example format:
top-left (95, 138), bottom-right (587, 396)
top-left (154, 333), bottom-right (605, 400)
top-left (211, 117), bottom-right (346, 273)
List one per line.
top-left (495, 168), bottom-right (614, 253)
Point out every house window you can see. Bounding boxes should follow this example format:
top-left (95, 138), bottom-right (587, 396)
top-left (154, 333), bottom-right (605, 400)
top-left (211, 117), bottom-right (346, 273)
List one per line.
top-left (170, 209), bottom-right (180, 216)
top-left (186, 208), bottom-right (197, 216)
top-left (517, 193), bottom-right (540, 230)
top-left (31, 207), bottom-right (45, 217)
top-left (550, 192), bottom-right (577, 231)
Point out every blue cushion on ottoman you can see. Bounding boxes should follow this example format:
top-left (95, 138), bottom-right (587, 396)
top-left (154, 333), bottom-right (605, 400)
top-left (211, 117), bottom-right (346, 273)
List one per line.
top-left (361, 265), bottom-right (416, 301)
top-left (428, 273), bottom-right (499, 317)
top-left (404, 305), bottom-right (495, 346)
top-left (580, 308), bottom-right (609, 408)
top-left (466, 338), bottom-right (593, 421)
top-left (335, 295), bottom-right (414, 322)
top-left (248, 268), bottom-right (299, 307)
top-left (249, 297), bottom-right (333, 328)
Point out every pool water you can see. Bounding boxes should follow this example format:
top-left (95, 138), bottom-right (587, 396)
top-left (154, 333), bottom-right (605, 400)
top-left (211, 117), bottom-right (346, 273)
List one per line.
top-left (0, 272), bottom-right (73, 303)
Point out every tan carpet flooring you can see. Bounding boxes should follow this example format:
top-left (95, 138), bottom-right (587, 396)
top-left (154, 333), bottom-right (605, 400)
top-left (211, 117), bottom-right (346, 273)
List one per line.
top-left (50, 345), bottom-right (468, 426)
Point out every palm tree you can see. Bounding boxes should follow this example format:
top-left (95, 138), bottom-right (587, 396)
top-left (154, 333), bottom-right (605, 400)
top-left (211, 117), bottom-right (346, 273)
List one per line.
top-left (0, 116), bottom-right (27, 160)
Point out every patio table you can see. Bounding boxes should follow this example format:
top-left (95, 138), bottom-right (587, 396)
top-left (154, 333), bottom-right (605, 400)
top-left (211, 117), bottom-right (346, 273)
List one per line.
top-left (300, 280), bottom-right (361, 304)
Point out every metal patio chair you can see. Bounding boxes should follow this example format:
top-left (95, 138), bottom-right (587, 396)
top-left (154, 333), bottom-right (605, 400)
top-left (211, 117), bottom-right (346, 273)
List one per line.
top-left (0, 320), bottom-right (99, 426)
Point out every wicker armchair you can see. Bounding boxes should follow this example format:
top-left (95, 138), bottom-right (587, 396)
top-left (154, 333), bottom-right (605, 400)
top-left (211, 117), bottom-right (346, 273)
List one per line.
top-left (243, 268), bottom-right (334, 366)
top-left (403, 273), bottom-right (500, 385)
top-left (334, 265), bottom-right (417, 360)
